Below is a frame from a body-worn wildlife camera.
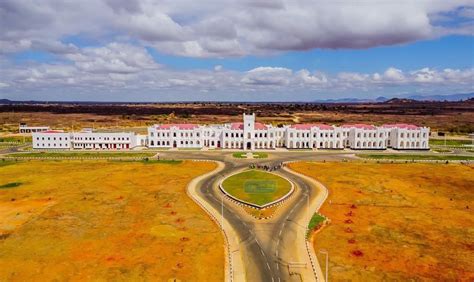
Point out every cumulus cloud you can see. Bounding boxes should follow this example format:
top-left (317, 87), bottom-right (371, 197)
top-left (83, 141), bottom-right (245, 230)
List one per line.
top-left (296, 69), bottom-right (328, 85)
top-left (1, 46), bottom-right (472, 99)
top-left (65, 43), bottom-right (159, 74)
top-left (0, 0), bottom-right (472, 57)
top-left (241, 67), bottom-right (293, 86)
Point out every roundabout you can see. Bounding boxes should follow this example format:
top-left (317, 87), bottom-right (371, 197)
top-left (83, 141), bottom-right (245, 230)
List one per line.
top-left (220, 169), bottom-right (294, 208)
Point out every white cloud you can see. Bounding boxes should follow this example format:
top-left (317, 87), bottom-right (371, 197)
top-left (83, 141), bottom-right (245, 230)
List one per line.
top-left (0, 0), bottom-right (472, 57)
top-left (296, 69), bottom-right (328, 85)
top-left (383, 67), bottom-right (405, 81)
top-left (65, 43), bottom-right (159, 74)
top-left (2, 45), bottom-right (471, 100)
top-left (241, 67), bottom-right (292, 86)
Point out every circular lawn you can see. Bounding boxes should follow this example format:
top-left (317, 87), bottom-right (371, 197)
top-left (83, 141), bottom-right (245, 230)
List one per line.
top-left (221, 169), bottom-right (292, 207)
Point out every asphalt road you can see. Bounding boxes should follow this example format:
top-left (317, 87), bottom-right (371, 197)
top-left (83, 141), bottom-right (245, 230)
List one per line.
top-left (159, 150), bottom-right (344, 281)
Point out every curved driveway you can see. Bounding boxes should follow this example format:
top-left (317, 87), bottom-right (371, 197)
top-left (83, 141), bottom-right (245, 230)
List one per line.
top-left (165, 151), bottom-right (340, 281)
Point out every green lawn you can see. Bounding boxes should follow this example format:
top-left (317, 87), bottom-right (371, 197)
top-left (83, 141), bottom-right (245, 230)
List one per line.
top-left (0, 182), bottom-right (22, 189)
top-left (5, 152), bottom-right (156, 158)
top-left (432, 149), bottom-right (453, 153)
top-left (232, 152), bottom-right (247, 158)
top-left (0, 136), bottom-right (32, 143)
top-left (232, 152), bottom-right (268, 159)
top-left (221, 170), bottom-right (292, 206)
top-left (308, 213), bottom-right (326, 231)
top-left (358, 154), bottom-right (474, 161)
top-left (253, 152), bottom-right (268, 158)
top-left (429, 139), bottom-right (472, 146)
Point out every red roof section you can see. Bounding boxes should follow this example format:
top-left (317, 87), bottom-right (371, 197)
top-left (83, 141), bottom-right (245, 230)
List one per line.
top-left (254, 122), bottom-right (267, 130)
top-left (341, 124), bottom-right (376, 130)
top-left (156, 124), bottom-right (198, 130)
top-left (230, 122), bottom-right (243, 130)
top-left (291, 124), bottom-right (333, 130)
top-left (382, 124), bottom-right (420, 130)
top-left (230, 122), bottom-right (267, 130)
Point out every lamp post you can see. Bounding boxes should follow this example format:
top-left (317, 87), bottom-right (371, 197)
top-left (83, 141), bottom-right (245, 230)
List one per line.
top-left (319, 249), bottom-right (329, 282)
top-left (221, 194), bottom-right (224, 230)
top-left (306, 192), bottom-right (310, 222)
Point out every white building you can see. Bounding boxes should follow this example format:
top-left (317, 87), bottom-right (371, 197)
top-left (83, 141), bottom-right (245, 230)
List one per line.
top-left (32, 129), bottom-right (142, 150)
top-left (32, 113), bottom-right (430, 151)
top-left (382, 124), bottom-right (430, 149)
top-left (147, 113), bottom-right (430, 150)
top-left (19, 123), bottom-right (50, 133)
top-left (32, 130), bottom-right (71, 149)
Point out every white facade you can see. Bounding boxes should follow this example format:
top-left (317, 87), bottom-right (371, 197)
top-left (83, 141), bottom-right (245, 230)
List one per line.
top-left (32, 113), bottom-right (430, 151)
top-left (147, 113), bottom-right (430, 150)
top-left (19, 123), bottom-right (50, 133)
top-left (32, 129), bottom-right (142, 150)
top-left (72, 130), bottom-right (137, 150)
top-left (32, 130), bottom-right (72, 149)
top-left (382, 124), bottom-right (430, 149)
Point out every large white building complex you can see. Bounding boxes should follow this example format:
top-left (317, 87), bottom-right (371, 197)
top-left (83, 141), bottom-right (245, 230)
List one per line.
top-left (32, 113), bottom-right (430, 150)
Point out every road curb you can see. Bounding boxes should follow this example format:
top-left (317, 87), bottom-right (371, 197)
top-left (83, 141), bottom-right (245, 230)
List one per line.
top-left (283, 163), bottom-right (330, 282)
top-left (186, 160), bottom-right (245, 282)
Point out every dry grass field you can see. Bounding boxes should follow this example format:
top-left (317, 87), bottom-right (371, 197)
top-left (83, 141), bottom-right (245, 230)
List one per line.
top-left (288, 162), bottom-right (474, 281)
top-left (0, 160), bottom-right (223, 281)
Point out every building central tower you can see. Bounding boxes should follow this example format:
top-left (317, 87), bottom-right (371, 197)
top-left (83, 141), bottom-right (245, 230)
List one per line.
top-left (243, 113), bottom-right (255, 150)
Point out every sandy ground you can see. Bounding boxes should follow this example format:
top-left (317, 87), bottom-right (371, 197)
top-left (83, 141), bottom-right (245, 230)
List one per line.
top-left (0, 160), bottom-right (224, 281)
top-left (289, 162), bottom-right (474, 281)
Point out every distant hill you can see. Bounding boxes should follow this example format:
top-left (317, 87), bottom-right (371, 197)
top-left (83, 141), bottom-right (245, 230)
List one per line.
top-left (312, 92), bottom-right (474, 103)
top-left (403, 92), bottom-right (474, 102)
top-left (383, 98), bottom-right (418, 104)
top-left (1, 92), bottom-right (473, 104)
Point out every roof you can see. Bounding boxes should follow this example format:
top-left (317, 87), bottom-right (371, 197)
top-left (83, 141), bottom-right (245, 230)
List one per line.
top-left (230, 122), bottom-right (244, 130)
top-left (382, 123), bottom-right (420, 130)
top-left (341, 124), bottom-right (376, 130)
top-left (254, 122), bottom-right (267, 130)
top-left (291, 124), bottom-right (334, 130)
top-left (155, 124), bottom-right (198, 130)
top-left (230, 122), bottom-right (267, 130)
top-left (42, 130), bottom-right (65, 133)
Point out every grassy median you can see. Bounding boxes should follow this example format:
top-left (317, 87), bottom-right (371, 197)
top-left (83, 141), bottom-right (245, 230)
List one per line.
top-left (5, 151), bottom-right (156, 158)
top-left (221, 169), bottom-right (291, 206)
top-left (358, 153), bottom-right (474, 161)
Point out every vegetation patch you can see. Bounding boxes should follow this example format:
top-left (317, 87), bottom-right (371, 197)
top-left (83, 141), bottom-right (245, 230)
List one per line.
top-left (232, 152), bottom-right (268, 159)
top-left (232, 152), bottom-right (247, 158)
top-left (432, 149), bottom-right (453, 153)
top-left (141, 159), bottom-right (182, 165)
top-left (253, 152), bottom-right (268, 158)
top-left (0, 182), bottom-right (22, 189)
top-left (6, 151), bottom-right (155, 158)
top-left (243, 205), bottom-right (278, 219)
top-left (429, 139), bottom-right (471, 146)
top-left (358, 154), bottom-right (474, 161)
top-left (308, 213), bottom-right (326, 232)
top-left (221, 170), bottom-right (291, 206)
top-left (0, 136), bottom-right (32, 143)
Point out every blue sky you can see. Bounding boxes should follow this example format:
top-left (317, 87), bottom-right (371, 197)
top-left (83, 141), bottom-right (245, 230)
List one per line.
top-left (0, 1), bottom-right (473, 101)
top-left (146, 35), bottom-right (474, 73)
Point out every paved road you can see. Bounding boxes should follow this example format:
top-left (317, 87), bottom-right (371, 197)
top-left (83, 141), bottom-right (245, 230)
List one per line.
top-left (160, 151), bottom-right (343, 281)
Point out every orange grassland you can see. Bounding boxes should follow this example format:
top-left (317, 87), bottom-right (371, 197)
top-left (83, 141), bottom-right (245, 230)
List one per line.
top-left (0, 160), bottom-right (223, 281)
top-left (289, 162), bottom-right (474, 281)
